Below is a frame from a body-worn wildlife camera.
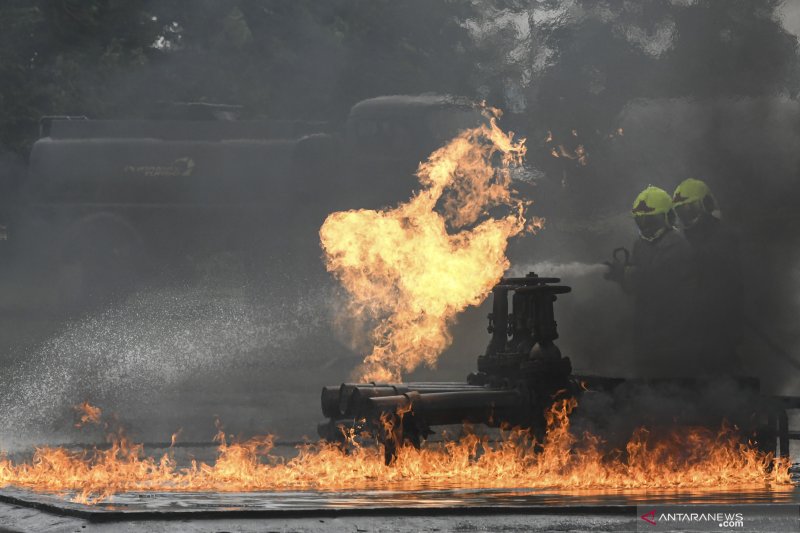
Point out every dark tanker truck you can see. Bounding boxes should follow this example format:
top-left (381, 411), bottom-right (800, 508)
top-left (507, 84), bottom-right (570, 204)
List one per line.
top-left (8, 95), bottom-right (485, 303)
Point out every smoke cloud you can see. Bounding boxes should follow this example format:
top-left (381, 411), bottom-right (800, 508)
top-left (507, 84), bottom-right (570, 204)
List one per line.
top-left (3, 0), bottom-right (800, 449)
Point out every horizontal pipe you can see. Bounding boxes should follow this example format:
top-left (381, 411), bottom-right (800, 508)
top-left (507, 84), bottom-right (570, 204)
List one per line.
top-left (368, 390), bottom-right (521, 413)
top-left (340, 384), bottom-right (487, 417)
top-left (367, 390), bottom-right (523, 427)
top-left (339, 382), bottom-right (484, 389)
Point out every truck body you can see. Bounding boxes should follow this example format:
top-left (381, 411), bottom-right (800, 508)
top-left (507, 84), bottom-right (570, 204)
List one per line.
top-left (6, 95), bottom-right (486, 302)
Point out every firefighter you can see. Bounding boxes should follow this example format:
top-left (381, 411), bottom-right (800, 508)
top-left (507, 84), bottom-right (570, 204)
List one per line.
top-left (606, 186), bottom-right (696, 374)
top-left (672, 178), bottom-right (742, 372)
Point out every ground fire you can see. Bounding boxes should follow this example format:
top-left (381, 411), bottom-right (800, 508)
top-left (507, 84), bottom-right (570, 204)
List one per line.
top-left (0, 109), bottom-right (793, 506)
top-left (0, 399), bottom-right (790, 505)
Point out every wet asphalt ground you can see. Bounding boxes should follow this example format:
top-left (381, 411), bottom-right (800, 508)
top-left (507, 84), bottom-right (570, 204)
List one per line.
top-left (0, 501), bottom-right (639, 533)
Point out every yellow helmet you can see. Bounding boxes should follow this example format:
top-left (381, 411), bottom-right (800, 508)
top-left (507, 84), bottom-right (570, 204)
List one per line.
top-left (631, 186), bottom-right (672, 216)
top-left (672, 178), bottom-right (717, 228)
top-left (672, 178), bottom-right (711, 207)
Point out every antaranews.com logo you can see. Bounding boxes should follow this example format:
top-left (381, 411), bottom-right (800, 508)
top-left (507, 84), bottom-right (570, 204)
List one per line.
top-left (641, 509), bottom-right (744, 528)
top-left (636, 504), bottom-right (798, 532)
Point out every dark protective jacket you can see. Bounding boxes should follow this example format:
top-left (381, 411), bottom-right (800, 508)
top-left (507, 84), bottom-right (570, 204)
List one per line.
top-left (683, 215), bottom-right (743, 372)
top-left (622, 228), bottom-right (697, 375)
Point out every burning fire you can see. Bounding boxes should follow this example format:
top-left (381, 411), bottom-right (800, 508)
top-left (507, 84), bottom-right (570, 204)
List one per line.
top-left (0, 400), bottom-right (790, 504)
top-left (320, 107), bottom-right (532, 382)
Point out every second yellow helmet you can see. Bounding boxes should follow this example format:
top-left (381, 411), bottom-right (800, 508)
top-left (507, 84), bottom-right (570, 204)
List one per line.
top-left (672, 178), bottom-right (712, 207)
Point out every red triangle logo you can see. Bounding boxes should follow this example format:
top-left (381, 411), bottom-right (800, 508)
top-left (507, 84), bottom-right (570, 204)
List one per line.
top-left (641, 510), bottom-right (657, 525)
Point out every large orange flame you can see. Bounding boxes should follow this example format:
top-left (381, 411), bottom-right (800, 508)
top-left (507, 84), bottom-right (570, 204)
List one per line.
top-left (320, 107), bottom-right (531, 381)
top-left (0, 400), bottom-right (789, 504)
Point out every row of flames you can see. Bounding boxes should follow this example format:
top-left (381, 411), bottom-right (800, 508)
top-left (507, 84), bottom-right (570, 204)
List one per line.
top-left (0, 108), bottom-right (792, 504)
top-left (0, 400), bottom-right (790, 505)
